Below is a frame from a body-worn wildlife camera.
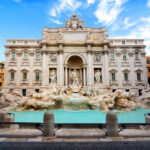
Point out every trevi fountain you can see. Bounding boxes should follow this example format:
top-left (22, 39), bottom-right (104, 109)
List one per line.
top-left (0, 68), bottom-right (150, 113)
top-left (0, 15), bottom-right (150, 115)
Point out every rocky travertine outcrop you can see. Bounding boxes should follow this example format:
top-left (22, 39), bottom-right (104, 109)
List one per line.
top-left (0, 88), bottom-right (138, 112)
top-left (137, 88), bottom-right (150, 109)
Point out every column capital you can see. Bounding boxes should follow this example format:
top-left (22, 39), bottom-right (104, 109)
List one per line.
top-left (41, 50), bottom-right (48, 54)
top-left (64, 64), bottom-right (68, 68)
top-left (57, 49), bottom-right (63, 53)
top-left (87, 50), bottom-right (93, 53)
top-left (102, 50), bottom-right (108, 55)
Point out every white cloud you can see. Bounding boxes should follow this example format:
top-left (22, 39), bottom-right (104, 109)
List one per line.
top-left (147, 0), bottom-right (150, 7)
top-left (129, 17), bottom-right (150, 39)
top-left (87, 0), bottom-right (95, 5)
top-left (50, 9), bottom-right (57, 17)
top-left (13, 0), bottom-right (21, 3)
top-left (110, 17), bottom-right (150, 55)
top-left (94, 0), bottom-right (128, 26)
top-left (49, 0), bottom-right (82, 17)
top-left (123, 17), bottom-right (138, 29)
top-left (49, 18), bottom-right (62, 24)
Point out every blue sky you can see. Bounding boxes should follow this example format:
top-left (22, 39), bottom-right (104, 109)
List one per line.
top-left (0, 0), bottom-right (150, 62)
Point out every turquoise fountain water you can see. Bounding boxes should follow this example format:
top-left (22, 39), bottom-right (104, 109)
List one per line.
top-left (10, 108), bottom-right (150, 123)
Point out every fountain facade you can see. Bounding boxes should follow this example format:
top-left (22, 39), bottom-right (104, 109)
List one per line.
top-left (0, 14), bottom-right (149, 112)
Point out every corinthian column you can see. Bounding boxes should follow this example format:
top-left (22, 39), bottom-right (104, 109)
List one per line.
top-left (83, 67), bottom-right (86, 86)
top-left (42, 45), bottom-right (48, 86)
top-left (103, 45), bottom-right (109, 86)
top-left (87, 51), bottom-right (94, 86)
top-left (65, 67), bottom-right (68, 86)
top-left (57, 50), bottom-right (64, 86)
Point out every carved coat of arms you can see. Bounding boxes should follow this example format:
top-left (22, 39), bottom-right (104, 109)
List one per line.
top-left (65, 14), bottom-right (85, 30)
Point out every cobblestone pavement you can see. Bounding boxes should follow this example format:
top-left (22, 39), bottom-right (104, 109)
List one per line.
top-left (0, 128), bottom-right (150, 142)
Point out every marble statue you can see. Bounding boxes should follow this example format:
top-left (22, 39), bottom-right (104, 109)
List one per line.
top-left (49, 70), bottom-right (56, 84)
top-left (71, 69), bottom-right (79, 86)
top-left (94, 54), bottom-right (101, 63)
top-left (0, 88), bottom-right (139, 112)
top-left (78, 19), bottom-right (84, 29)
top-left (94, 69), bottom-right (102, 83)
top-left (50, 53), bottom-right (57, 62)
top-left (65, 14), bottom-right (84, 30)
top-left (65, 20), bottom-right (71, 29)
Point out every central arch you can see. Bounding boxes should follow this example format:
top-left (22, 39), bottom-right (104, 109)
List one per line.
top-left (65, 53), bottom-right (86, 65)
top-left (64, 54), bottom-right (86, 86)
top-left (67, 55), bottom-right (83, 67)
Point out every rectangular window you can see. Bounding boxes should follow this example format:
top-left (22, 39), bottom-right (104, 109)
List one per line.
top-left (112, 89), bottom-right (116, 93)
top-left (35, 72), bottom-right (40, 81)
top-left (137, 72), bottom-right (141, 81)
top-left (124, 72), bottom-right (128, 81)
top-left (22, 89), bottom-right (26, 96)
top-left (122, 41), bottom-right (125, 44)
top-left (13, 41), bottom-right (16, 44)
top-left (111, 73), bottom-right (116, 81)
top-left (135, 52), bottom-right (139, 60)
top-left (126, 89), bottom-right (129, 92)
top-left (147, 59), bottom-right (150, 64)
top-left (0, 82), bottom-right (2, 86)
top-left (23, 72), bottom-right (27, 80)
top-left (24, 41), bottom-right (28, 44)
top-left (11, 72), bottom-right (14, 80)
top-left (134, 41), bottom-right (137, 44)
top-left (24, 52), bottom-right (28, 59)
top-left (149, 68), bottom-right (150, 72)
top-left (123, 52), bottom-right (127, 61)
top-left (138, 89), bottom-right (142, 96)
top-left (12, 52), bottom-right (16, 59)
top-left (35, 89), bottom-right (40, 93)
top-left (110, 52), bottom-right (114, 61)
top-left (36, 52), bottom-right (41, 60)
top-left (110, 41), bottom-right (113, 44)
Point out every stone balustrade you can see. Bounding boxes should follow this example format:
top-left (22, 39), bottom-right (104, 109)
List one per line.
top-left (110, 80), bottom-right (119, 86)
top-left (33, 80), bottom-right (42, 85)
top-left (8, 80), bottom-right (16, 85)
top-left (122, 80), bottom-right (132, 86)
top-left (21, 79), bottom-right (29, 85)
top-left (108, 39), bottom-right (144, 45)
top-left (6, 39), bottom-right (41, 46)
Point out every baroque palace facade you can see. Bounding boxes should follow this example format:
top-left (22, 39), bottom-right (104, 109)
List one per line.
top-left (3, 15), bottom-right (147, 96)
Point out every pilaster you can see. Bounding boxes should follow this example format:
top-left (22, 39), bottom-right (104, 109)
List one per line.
top-left (42, 45), bottom-right (48, 86)
top-left (87, 48), bottom-right (94, 86)
top-left (103, 45), bottom-right (109, 86)
top-left (57, 44), bottom-right (64, 86)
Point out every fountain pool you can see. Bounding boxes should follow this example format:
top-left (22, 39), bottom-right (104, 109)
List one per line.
top-left (9, 108), bottom-right (150, 123)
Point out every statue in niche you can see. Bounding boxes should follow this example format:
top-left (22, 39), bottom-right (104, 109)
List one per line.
top-left (49, 69), bottom-right (56, 84)
top-left (50, 53), bottom-right (57, 62)
top-left (71, 69), bottom-right (79, 86)
top-left (94, 69), bottom-right (102, 84)
top-left (94, 54), bottom-right (101, 62)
